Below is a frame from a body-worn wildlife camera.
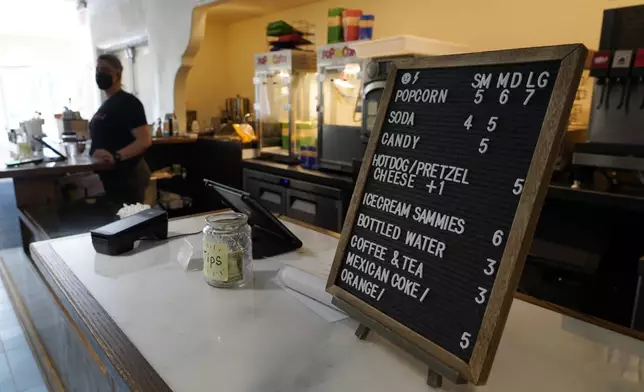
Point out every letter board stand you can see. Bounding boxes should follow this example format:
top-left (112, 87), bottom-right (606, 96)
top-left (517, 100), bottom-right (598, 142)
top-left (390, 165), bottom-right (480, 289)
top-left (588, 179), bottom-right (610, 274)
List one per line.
top-left (327, 44), bottom-right (587, 387)
top-left (332, 296), bottom-right (466, 388)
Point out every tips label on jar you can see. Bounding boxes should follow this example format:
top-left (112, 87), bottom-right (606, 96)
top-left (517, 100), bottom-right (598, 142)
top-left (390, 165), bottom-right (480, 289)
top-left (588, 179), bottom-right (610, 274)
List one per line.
top-left (204, 242), bottom-right (228, 281)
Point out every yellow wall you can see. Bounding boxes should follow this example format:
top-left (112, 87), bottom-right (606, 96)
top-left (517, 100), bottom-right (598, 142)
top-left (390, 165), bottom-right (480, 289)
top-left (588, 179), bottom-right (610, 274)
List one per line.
top-left (184, 16), bottom-right (229, 126)
top-left (184, 0), bottom-right (644, 111)
top-left (223, 0), bottom-right (644, 99)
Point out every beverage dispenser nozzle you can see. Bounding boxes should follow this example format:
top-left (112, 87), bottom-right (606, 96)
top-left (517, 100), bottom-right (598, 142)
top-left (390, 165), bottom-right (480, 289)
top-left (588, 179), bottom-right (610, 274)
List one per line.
top-left (623, 81), bottom-right (632, 110)
top-left (633, 49), bottom-right (644, 109)
top-left (590, 51), bottom-right (612, 109)
top-left (604, 80), bottom-right (613, 109)
top-left (610, 50), bottom-right (634, 110)
top-left (596, 82), bottom-right (607, 109)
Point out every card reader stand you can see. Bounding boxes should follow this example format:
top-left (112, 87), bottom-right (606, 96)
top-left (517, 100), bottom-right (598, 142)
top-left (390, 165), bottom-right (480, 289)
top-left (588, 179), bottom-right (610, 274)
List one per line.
top-left (251, 225), bottom-right (300, 259)
top-left (204, 180), bottom-right (303, 259)
top-left (91, 209), bottom-right (168, 255)
top-left (332, 297), bottom-right (468, 389)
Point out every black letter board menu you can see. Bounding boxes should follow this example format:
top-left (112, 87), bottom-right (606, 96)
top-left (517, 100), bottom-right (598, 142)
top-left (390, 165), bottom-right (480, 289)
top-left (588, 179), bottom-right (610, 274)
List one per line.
top-left (326, 45), bottom-right (586, 385)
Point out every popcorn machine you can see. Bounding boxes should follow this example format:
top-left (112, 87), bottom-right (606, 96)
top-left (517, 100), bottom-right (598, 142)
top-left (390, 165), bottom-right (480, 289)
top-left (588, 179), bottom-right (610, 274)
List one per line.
top-left (316, 43), bottom-right (364, 173)
top-left (253, 50), bottom-right (317, 162)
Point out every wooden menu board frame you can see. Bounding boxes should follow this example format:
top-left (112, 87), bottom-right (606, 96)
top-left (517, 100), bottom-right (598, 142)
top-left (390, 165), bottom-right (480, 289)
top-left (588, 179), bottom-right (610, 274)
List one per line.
top-left (326, 44), bottom-right (587, 385)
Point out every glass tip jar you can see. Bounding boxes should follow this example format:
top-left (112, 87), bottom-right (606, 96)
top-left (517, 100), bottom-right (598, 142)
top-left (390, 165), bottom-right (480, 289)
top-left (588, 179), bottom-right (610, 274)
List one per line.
top-left (203, 212), bottom-right (253, 288)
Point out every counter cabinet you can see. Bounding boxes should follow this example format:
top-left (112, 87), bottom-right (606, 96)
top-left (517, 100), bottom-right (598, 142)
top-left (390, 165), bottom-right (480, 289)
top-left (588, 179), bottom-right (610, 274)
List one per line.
top-left (243, 168), bottom-right (347, 232)
top-left (242, 159), bottom-right (355, 232)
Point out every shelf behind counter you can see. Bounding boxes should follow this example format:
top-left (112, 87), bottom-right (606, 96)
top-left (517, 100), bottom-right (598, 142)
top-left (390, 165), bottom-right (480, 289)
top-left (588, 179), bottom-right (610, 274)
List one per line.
top-left (146, 136), bottom-right (247, 217)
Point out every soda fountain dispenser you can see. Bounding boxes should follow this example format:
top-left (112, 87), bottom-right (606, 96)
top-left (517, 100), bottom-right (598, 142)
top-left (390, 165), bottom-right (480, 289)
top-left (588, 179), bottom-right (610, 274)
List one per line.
top-left (634, 49), bottom-right (644, 109)
top-left (590, 51), bottom-right (611, 109)
top-left (573, 5), bottom-right (644, 190)
top-left (607, 50), bottom-right (633, 110)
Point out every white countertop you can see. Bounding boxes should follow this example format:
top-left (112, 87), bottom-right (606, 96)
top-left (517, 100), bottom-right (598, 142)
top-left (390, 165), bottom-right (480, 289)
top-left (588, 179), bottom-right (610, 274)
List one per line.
top-left (31, 215), bottom-right (644, 392)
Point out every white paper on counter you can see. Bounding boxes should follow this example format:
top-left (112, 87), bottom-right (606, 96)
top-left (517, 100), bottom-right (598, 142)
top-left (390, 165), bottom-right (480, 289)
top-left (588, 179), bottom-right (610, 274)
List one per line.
top-left (276, 265), bottom-right (347, 323)
top-left (283, 252), bottom-right (333, 280)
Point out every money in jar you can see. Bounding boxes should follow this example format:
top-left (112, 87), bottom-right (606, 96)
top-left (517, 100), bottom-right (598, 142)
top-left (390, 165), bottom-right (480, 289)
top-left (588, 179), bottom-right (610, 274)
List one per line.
top-left (202, 212), bottom-right (252, 288)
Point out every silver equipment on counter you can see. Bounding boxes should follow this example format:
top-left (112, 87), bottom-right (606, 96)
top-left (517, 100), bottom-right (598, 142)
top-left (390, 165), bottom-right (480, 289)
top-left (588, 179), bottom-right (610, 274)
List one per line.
top-left (8, 114), bottom-right (46, 157)
top-left (225, 96), bottom-right (251, 124)
top-left (351, 36), bottom-right (466, 143)
top-left (57, 102), bottom-right (89, 140)
top-left (20, 116), bottom-right (45, 140)
top-left (361, 56), bottom-right (412, 142)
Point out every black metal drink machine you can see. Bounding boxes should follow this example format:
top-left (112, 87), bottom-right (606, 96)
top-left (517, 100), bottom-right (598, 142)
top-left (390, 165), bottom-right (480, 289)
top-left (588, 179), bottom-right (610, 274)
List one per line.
top-left (574, 5), bottom-right (644, 189)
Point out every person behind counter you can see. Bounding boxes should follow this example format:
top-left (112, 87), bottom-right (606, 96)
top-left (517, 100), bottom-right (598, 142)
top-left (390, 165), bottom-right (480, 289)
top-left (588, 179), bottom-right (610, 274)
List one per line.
top-left (90, 54), bottom-right (152, 204)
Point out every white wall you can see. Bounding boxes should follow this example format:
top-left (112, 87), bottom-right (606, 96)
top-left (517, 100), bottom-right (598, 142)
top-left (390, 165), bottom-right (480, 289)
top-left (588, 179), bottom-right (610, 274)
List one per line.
top-left (112, 46), bottom-right (156, 123)
top-left (87, 0), bottom-right (218, 121)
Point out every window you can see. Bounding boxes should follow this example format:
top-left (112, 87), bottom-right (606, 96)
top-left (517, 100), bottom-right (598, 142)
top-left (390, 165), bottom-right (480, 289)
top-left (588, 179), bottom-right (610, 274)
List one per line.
top-left (0, 63), bottom-right (95, 136)
top-left (0, 1), bottom-right (96, 143)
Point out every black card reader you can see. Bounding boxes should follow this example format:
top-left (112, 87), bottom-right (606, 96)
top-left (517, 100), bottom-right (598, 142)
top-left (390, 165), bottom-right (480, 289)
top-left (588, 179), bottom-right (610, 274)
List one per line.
top-left (91, 209), bottom-right (168, 255)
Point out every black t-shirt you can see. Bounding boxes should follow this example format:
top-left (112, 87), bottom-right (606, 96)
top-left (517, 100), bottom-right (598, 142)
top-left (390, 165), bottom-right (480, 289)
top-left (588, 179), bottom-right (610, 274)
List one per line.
top-left (89, 90), bottom-right (147, 167)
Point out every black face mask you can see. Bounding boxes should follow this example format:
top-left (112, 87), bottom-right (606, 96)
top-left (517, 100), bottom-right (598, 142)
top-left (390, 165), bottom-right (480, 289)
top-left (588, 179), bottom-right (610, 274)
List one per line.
top-left (96, 72), bottom-right (113, 90)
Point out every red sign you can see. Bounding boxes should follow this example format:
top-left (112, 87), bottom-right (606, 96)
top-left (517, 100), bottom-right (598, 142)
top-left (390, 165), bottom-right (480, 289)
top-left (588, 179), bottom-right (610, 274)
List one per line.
top-left (591, 51), bottom-right (611, 69)
top-left (271, 54), bottom-right (287, 65)
top-left (635, 49), bottom-right (644, 68)
top-left (321, 46), bottom-right (357, 60)
top-left (256, 54), bottom-right (288, 66)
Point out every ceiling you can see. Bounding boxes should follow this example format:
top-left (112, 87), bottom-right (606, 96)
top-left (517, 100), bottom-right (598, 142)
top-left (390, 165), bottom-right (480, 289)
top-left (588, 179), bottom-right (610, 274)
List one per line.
top-left (204, 0), bottom-right (320, 24)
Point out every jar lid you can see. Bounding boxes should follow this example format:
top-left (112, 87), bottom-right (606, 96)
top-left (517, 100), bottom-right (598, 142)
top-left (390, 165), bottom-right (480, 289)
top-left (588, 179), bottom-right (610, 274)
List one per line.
top-left (205, 212), bottom-right (248, 232)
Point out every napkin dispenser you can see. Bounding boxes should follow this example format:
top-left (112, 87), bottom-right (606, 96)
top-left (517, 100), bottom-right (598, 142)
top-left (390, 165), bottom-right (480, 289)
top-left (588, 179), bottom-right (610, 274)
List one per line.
top-left (91, 209), bottom-right (168, 255)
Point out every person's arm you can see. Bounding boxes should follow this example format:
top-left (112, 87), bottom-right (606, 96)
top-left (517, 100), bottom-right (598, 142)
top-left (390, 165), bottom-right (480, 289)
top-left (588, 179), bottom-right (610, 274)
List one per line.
top-left (92, 148), bottom-right (115, 164)
top-left (116, 124), bottom-right (151, 160)
top-left (115, 96), bottom-right (151, 161)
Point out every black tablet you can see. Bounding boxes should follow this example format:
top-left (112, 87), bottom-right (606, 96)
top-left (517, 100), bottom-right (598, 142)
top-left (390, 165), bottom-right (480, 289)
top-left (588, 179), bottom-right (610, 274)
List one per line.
top-left (33, 136), bottom-right (67, 162)
top-left (203, 180), bottom-right (303, 259)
